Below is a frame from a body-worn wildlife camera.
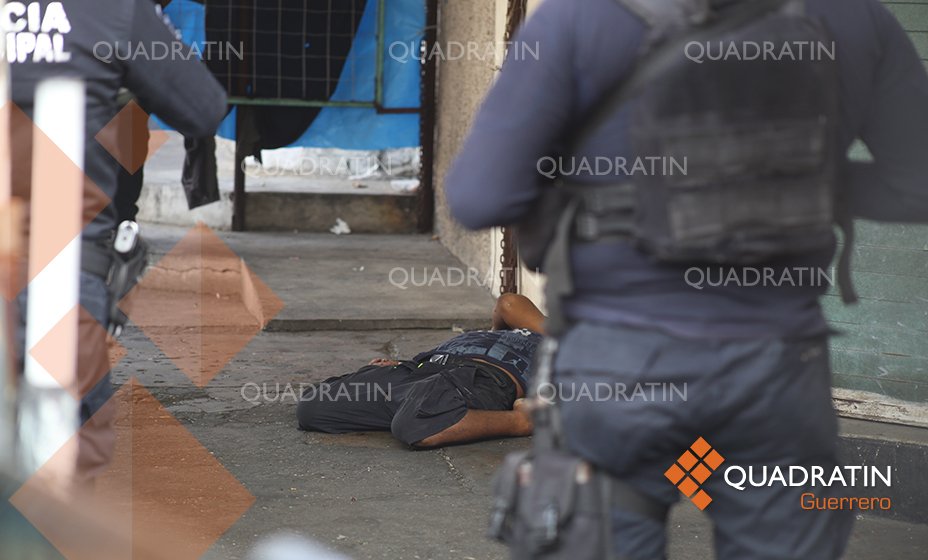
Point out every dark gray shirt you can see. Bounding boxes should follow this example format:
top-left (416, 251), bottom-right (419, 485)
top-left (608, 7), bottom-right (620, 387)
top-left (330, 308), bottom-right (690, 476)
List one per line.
top-left (9, 0), bottom-right (228, 240)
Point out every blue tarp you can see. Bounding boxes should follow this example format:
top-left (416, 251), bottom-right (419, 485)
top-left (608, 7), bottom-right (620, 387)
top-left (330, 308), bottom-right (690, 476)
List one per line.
top-left (163, 0), bottom-right (422, 150)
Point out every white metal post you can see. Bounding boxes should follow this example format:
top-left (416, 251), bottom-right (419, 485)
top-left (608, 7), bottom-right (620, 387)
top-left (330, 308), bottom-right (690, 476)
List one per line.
top-left (18, 78), bottom-right (86, 485)
top-left (0, 0), bottom-right (15, 478)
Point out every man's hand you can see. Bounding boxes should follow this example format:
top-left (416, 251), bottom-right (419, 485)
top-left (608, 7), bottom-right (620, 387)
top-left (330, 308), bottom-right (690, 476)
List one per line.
top-left (512, 398), bottom-right (534, 434)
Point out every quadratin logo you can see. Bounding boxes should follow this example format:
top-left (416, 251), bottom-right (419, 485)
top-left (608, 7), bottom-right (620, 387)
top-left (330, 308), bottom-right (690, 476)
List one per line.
top-left (664, 437), bottom-right (725, 510)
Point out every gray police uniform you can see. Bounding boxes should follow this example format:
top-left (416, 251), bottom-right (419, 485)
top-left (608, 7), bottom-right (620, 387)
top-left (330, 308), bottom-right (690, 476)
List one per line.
top-left (9, 0), bottom-right (227, 477)
top-left (445, 0), bottom-right (928, 558)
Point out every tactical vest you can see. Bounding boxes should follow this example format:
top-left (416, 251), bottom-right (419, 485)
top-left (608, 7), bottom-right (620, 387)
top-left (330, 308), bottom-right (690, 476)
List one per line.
top-left (523, 0), bottom-right (857, 334)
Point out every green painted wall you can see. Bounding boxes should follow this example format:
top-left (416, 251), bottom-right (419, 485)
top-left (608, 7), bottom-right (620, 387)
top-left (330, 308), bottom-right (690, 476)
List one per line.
top-left (883, 1), bottom-right (928, 69)
top-left (823, 1), bottom-right (928, 405)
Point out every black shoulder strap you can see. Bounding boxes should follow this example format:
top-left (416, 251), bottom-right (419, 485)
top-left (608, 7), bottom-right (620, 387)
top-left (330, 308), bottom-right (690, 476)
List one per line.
top-left (543, 0), bottom-right (791, 337)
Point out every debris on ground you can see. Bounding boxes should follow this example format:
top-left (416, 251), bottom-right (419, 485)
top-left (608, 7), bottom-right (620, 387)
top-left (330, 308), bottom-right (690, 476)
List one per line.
top-left (330, 219), bottom-right (352, 235)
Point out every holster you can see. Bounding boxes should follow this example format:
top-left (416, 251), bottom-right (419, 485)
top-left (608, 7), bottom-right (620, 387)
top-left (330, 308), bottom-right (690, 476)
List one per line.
top-left (487, 339), bottom-right (666, 560)
top-left (489, 448), bottom-right (614, 560)
top-left (81, 233), bottom-right (150, 336)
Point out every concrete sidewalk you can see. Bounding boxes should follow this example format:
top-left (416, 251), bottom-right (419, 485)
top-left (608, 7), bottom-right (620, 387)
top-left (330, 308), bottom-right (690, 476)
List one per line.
top-left (142, 224), bottom-right (496, 332)
top-left (6, 224), bottom-right (920, 559)
top-left (123, 224), bottom-right (927, 559)
top-left (119, 326), bottom-right (928, 560)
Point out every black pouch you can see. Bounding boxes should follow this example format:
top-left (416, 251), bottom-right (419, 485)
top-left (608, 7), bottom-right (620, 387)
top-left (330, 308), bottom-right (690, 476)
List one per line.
top-left (487, 339), bottom-right (664, 560)
top-left (488, 448), bottom-right (612, 560)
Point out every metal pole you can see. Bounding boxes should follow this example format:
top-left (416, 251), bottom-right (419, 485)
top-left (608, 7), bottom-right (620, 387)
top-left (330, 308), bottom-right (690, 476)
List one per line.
top-left (0, 0), bottom-right (15, 477)
top-left (233, 107), bottom-right (248, 232)
top-left (375, 0), bottom-right (387, 108)
top-left (227, 96), bottom-right (375, 108)
top-left (19, 78), bottom-right (86, 486)
top-left (498, 0), bottom-right (529, 292)
top-left (417, 0), bottom-right (439, 233)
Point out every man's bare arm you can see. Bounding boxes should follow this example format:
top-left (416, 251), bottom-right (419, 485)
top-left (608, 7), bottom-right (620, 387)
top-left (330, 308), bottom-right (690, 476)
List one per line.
top-left (413, 401), bottom-right (533, 448)
top-left (492, 293), bottom-right (546, 334)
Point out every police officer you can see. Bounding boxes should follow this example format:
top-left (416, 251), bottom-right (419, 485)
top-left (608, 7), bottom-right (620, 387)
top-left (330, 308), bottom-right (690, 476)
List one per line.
top-left (9, 0), bottom-right (227, 482)
top-left (446, 0), bottom-right (928, 558)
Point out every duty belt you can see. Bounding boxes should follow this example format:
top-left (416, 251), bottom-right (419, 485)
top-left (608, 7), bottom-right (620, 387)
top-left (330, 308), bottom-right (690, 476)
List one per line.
top-left (79, 221), bottom-right (150, 336)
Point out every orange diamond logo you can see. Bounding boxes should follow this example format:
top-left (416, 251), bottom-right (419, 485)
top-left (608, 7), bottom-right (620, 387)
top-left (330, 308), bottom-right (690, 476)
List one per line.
top-left (666, 437), bottom-right (725, 510)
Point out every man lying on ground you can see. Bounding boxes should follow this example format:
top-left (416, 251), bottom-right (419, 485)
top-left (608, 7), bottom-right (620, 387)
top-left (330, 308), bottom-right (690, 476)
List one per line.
top-left (297, 294), bottom-right (544, 448)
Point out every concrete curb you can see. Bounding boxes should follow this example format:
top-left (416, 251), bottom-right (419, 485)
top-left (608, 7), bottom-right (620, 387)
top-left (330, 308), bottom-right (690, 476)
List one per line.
top-left (837, 419), bottom-right (928, 525)
top-left (265, 317), bottom-right (489, 333)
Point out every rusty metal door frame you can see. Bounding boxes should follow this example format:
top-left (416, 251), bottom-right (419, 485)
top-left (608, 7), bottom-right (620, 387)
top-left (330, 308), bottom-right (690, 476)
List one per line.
top-left (498, 0), bottom-right (528, 294)
top-left (417, 0), bottom-right (440, 233)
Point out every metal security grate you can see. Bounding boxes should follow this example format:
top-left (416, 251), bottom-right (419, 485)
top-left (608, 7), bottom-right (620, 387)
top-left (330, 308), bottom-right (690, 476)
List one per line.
top-left (202, 0), bottom-right (373, 107)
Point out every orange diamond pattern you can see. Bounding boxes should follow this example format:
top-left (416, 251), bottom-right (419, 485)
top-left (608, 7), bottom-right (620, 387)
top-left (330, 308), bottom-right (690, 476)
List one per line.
top-left (705, 449), bottom-right (725, 470)
top-left (7, 91), bottom-right (269, 560)
top-left (28, 305), bottom-right (126, 400)
top-left (691, 490), bottom-right (713, 511)
top-left (94, 100), bottom-right (169, 174)
top-left (7, 103), bottom-right (110, 293)
top-left (691, 463), bottom-right (713, 484)
top-left (122, 223), bottom-right (284, 387)
top-left (664, 464), bottom-right (685, 485)
top-left (691, 437), bottom-right (711, 458)
top-left (11, 379), bottom-right (256, 560)
top-left (677, 450), bottom-right (698, 470)
top-left (666, 438), bottom-right (726, 511)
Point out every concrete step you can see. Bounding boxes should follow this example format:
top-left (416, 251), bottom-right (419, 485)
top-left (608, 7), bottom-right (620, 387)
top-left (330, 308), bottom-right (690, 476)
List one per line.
top-left (139, 132), bottom-right (420, 234)
top-left (139, 223), bottom-right (496, 333)
top-left (244, 190), bottom-right (418, 234)
top-left (838, 418), bottom-right (928, 525)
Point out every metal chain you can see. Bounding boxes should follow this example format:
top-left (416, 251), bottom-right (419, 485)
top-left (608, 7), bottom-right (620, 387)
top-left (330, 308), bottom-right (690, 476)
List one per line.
top-left (498, 0), bottom-right (528, 295)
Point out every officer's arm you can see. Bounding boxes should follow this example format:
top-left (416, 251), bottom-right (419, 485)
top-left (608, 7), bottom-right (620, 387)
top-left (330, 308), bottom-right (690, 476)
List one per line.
top-left (847, 3), bottom-right (928, 222)
top-left (444, 0), bottom-right (579, 230)
top-left (121, 0), bottom-right (228, 138)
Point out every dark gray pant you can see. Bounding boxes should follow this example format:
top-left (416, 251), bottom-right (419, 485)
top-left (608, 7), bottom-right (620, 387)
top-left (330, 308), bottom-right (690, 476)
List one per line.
top-left (16, 271), bottom-right (114, 422)
top-left (554, 322), bottom-right (854, 560)
top-left (15, 271), bottom-right (116, 482)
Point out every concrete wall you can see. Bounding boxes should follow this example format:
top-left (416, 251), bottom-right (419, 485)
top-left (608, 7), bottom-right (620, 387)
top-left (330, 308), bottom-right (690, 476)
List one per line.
top-left (433, 0), bottom-right (550, 301)
top-left (432, 0), bottom-right (500, 290)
